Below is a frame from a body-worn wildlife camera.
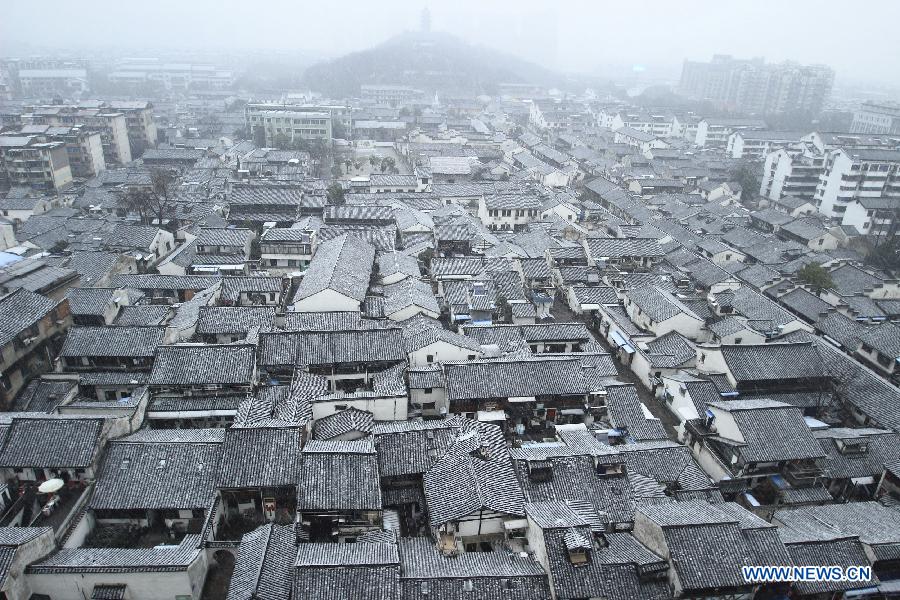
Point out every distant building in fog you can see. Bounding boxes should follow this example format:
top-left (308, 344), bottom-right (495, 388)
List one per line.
top-left (679, 55), bottom-right (834, 116)
top-left (850, 101), bottom-right (900, 135)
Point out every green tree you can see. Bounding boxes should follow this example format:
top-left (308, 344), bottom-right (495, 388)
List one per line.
top-left (252, 126), bottom-right (267, 147)
top-left (420, 247), bottom-right (433, 272)
top-left (866, 236), bottom-right (900, 273)
top-left (797, 263), bottom-right (835, 296)
top-left (380, 156), bottom-right (396, 173)
top-left (273, 134), bottom-right (290, 150)
top-left (494, 294), bottom-right (513, 324)
top-left (331, 163), bottom-right (343, 179)
top-left (326, 183), bottom-right (346, 205)
top-left (729, 162), bottom-right (761, 203)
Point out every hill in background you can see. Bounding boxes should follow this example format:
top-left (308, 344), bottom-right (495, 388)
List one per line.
top-left (303, 31), bottom-right (560, 97)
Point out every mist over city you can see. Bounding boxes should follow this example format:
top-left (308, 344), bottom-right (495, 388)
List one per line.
top-left (0, 2), bottom-right (898, 599)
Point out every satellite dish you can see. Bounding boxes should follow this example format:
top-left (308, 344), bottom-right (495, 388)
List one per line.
top-left (38, 478), bottom-right (64, 494)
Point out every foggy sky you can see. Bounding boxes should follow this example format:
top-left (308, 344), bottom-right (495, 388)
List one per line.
top-left (3, 0), bottom-right (899, 86)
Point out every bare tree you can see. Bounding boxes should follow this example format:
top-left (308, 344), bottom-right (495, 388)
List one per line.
top-left (118, 169), bottom-right (177, 230)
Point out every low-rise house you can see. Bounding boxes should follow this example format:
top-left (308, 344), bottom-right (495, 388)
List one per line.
top-left (290, 234), bottom-right (375, 313)
top-left (442, 356), bottom-right (592, 430)
top-left (657, 373), bottom-right (724, 429)
top-left (477, 195), bottom-right (542, 232)
top-left (401, 316), bottom-right (481, 367)
top-left (110, 274), bottom-right (219, 304)
top-left (58, 326), bottom-right (164, 371)
top-left (188, 227), bottom-right (255, 275)
top-left (525, 501), bottom-right (669, 600)
top-left (312, 408), bottom-right (374, 441)
top-left (0, 288), bottom-right (71, 409)
top-left (697, 341), bottom-right (831, 401)
top-left (293, 540), bottom-right (399, 599)
top-left (463, 322), bottom-right (595, 354)
top-left (382, 278), bottom-right (439, 322)
top-left (696, 238), bottom-right (745, 265)
top-left (148, 343), bottom-right (256, 395)
top-left (616, 439), bottom-right (717, 498)
top-left (220, 276), bottom-right (284, 307)
top-left (104, 223), bottom-right (176, 269)
top-left (398, 536), bottom-right (552, 599)
top-left (0, 259), bottom-right (79, 301)
top-left (26, 534), bottom-right (207, 600)
top-left (624, 286), bottom-right (706, 340)
top-left (66, 287), bottom-right (133, 326)
top-left (627, 332), bottom-right (697, 392)
top-left (627, 177), bottom-right (684, 197)
top-left (584, 237), bottom-right (665, 269)
top-left (0, 527), bottom-right (56, 600)
top-left (710, 286), bottom-right (811, 339)
top-left (258, 328), bottom-right (405, 390)
top-left (226, 523), bottom-right (295, 600)
top-left (0, 416), bottom-right (105, 490)
top-left (633, 501), bottom-right (792, 599)
top-left (372, 417), bottom-right (464, 527)
top-left (814, 426), bottom-right (900, 501)
top-left (377, 252), bottom-right (420, 285)
top-left (259, 225), bottom-right (317, 273)
top-left (707, 317), bottom-right (767, 345)
top-left (216, 425), bottom-right (303, 539)
top-left (685, 398), bottom-right (827, 500)
top-left (773, 502), bottom-right (900, 595)
top-left (566, 284), bottom-right (620, 315)
top-left (423, 421), bottom-right (524, 550)
top-left (194, 306), bottom-right (276, 344)
top-left (778, 217), bottom-right (843, 251)
top-left (297, 438), bottom-right (383, 542)
top-left (88, 428), bottom-right (223, 533)
top-left (855, 322), bottom-right (900, 384)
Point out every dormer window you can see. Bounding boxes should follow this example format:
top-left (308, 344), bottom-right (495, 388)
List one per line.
top-left (527, 460), bottom-right (552, 482)
top-left (564, 529), bottom-right (591, 566)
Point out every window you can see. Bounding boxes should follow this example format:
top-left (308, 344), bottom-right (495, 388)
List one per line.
top-left (426, 354), bottom-right (434, 363)
top-left (734, 337), bottom-right (742, 344)
top-left (467, 354), bottom-right (476, 360)
top-left (462, 580), bottom-right (474, 592)
top-left (423, 388), bottom-right (433, 395)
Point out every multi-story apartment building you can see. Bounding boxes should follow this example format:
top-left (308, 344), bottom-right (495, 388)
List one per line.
top-left (1, 58), bottom-right (91, 98)
top-left (680, 55), bottom-right (834, 115)
top-left (245, 103), bottom-right (334, 145)
top-left (694, 117), bottom-right (766, 147)
top-left (360, 84), bottom-right (424, 106)
top-left (842, 196), bottom-right (900, 239)
top-left (850, 101), bottom-right (900, 135)
top-left (108, 101), bottom-right (158, 156)
top-left (21, 105), bottom-right (132, 165)
top-left (0, 136), bottom-right (73, 191)
top-left (47, 125), bottom-right (105, 178)
top-left (108, 58), bottom-right (235, 92)
top-left (726, 130), bottom-right (805, 159)
top-left (760, 144), bottom-right (825, 204)
top-left (259, 226), bottom-right (317, 272)
top-left (815, 147), bottom-right (900, 220)
top-left (606, 111), bottom-right (675, 138)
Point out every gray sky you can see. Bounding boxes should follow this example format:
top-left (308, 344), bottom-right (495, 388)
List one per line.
top-left (3, 0), bottom-right (899, 85)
